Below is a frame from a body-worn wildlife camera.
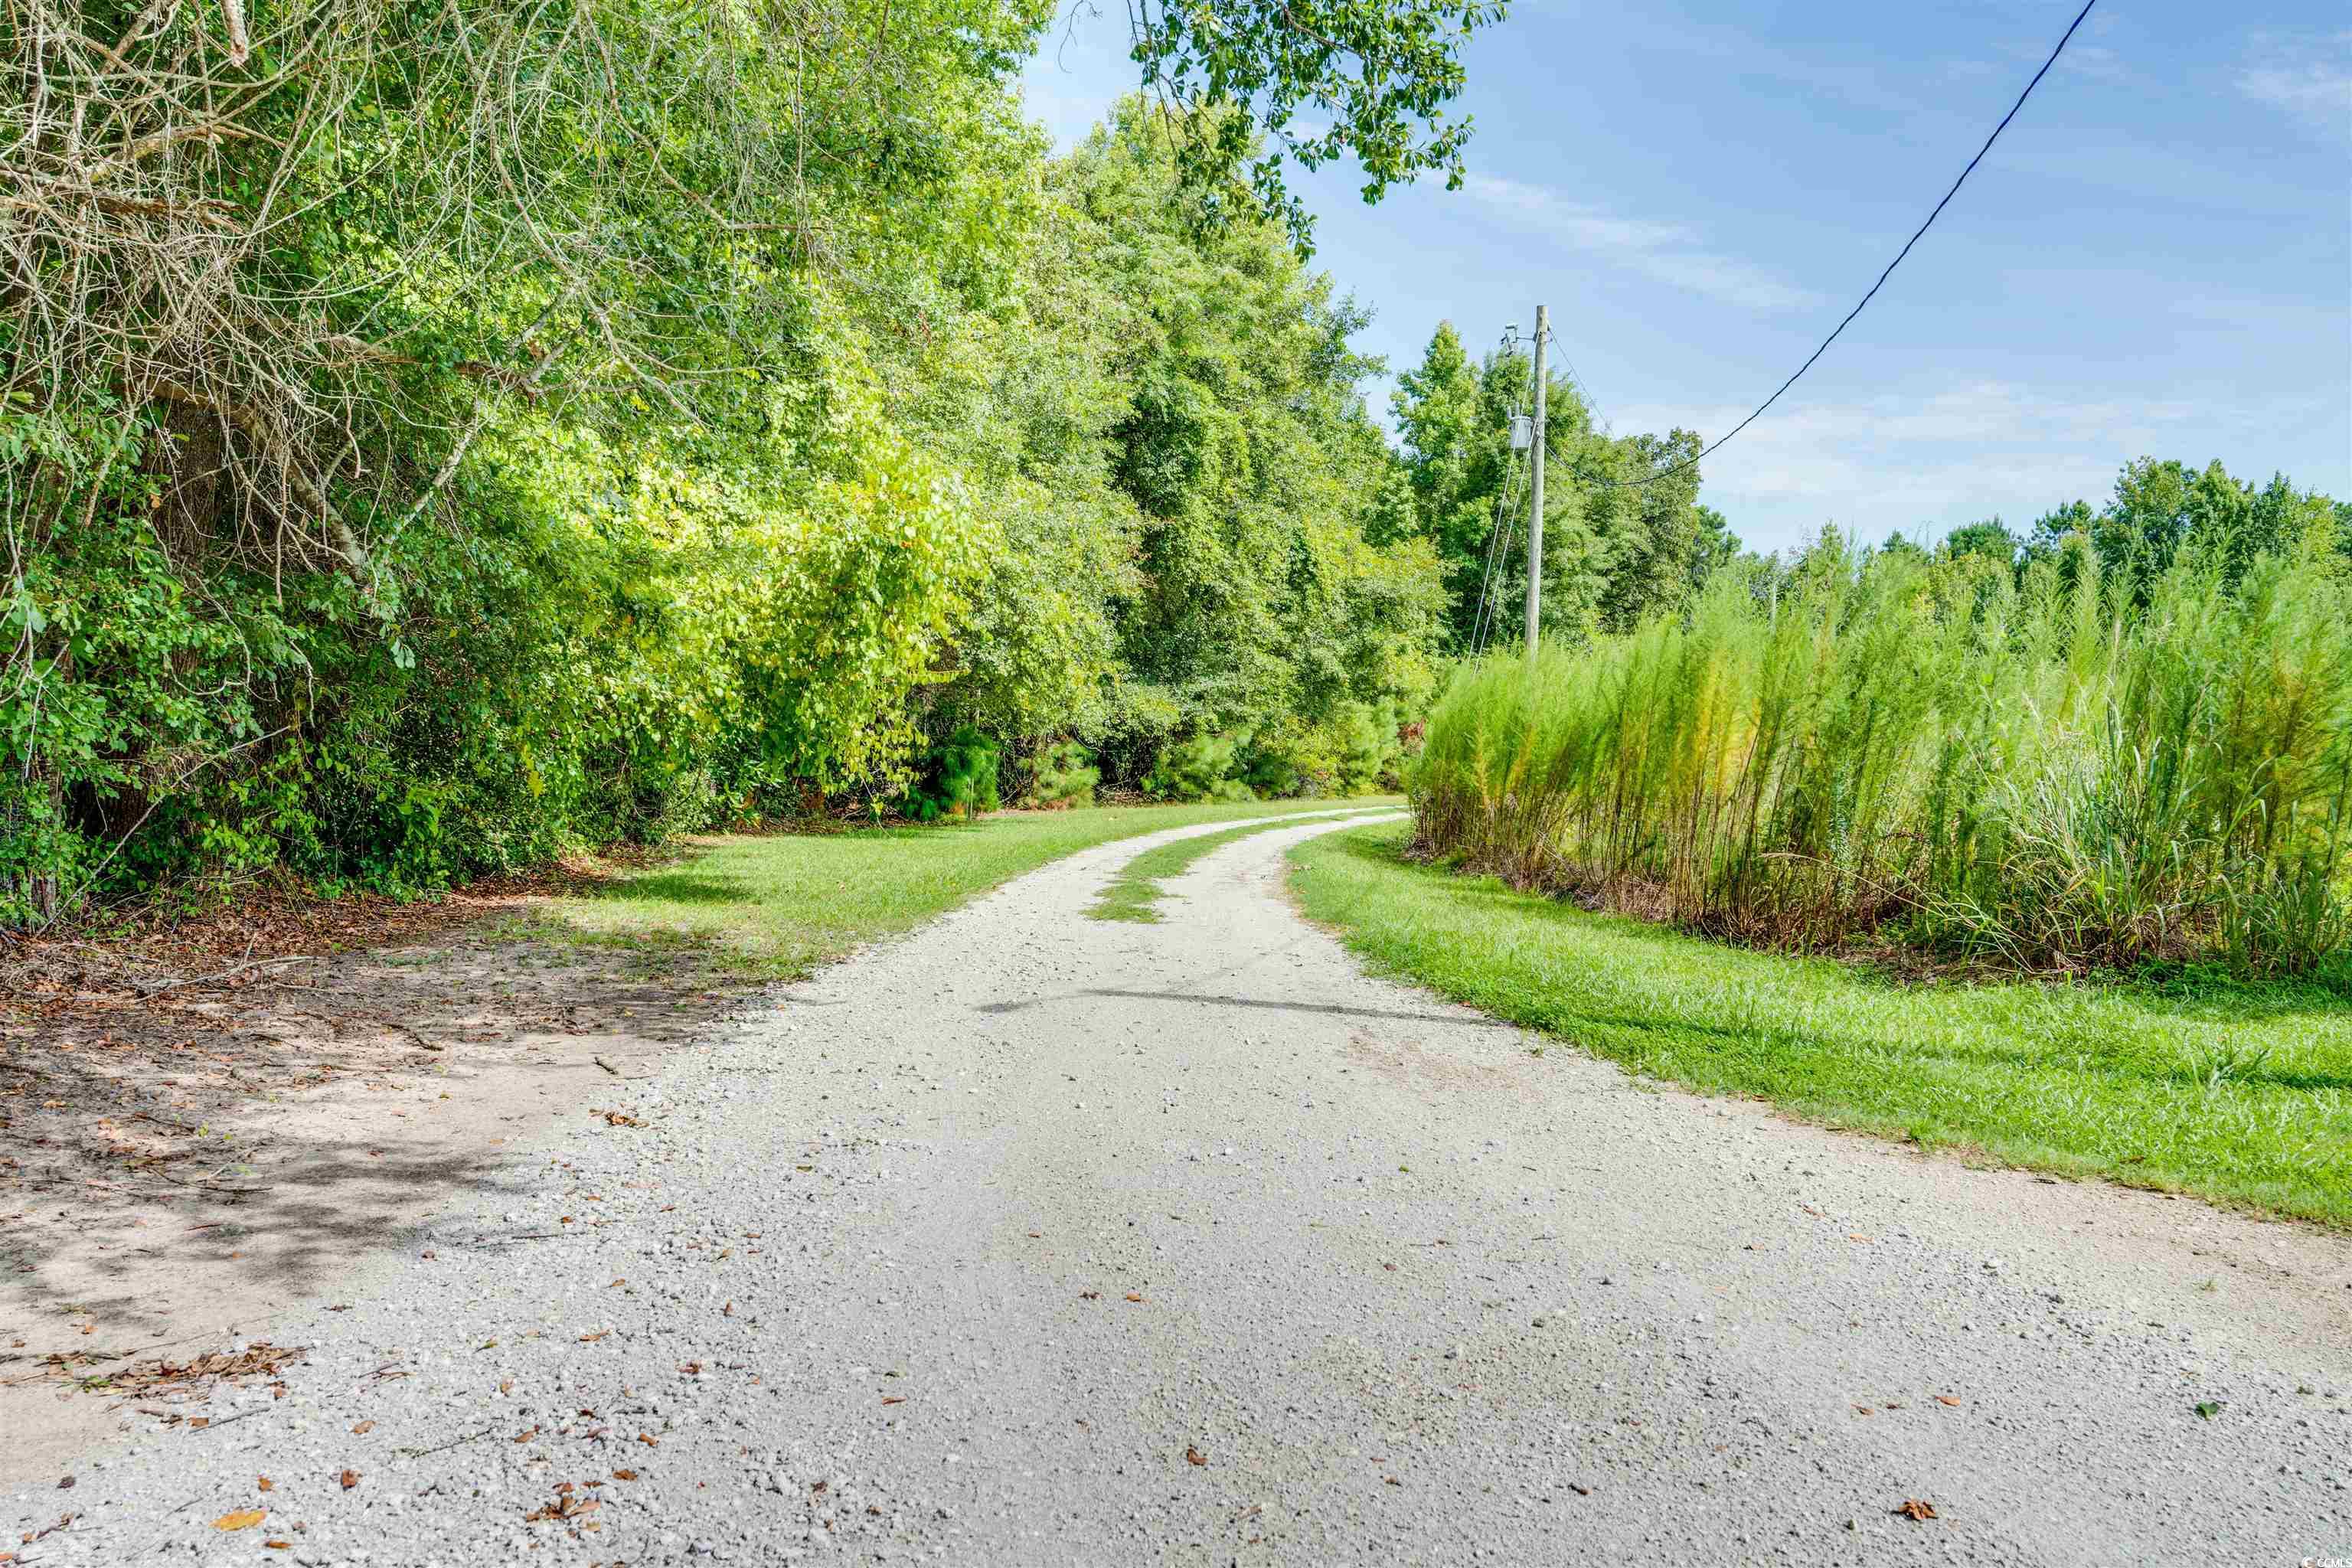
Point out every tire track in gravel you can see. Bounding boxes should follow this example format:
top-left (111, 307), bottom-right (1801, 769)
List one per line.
top-left (8, 811), bottom-right (2350, 1566)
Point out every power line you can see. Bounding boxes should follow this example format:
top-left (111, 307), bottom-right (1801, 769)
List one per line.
top-left (1468, 456), bottom-right (1524, 657)
top-left (1467, 334), bottom-right (1539, 656)
top-left (1468, 439), bottom-right (1525, 656)
top-left (1599, 0), bottom-right (2098, 492)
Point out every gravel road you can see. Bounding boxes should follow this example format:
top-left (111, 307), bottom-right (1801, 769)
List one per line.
top-left (11, 812), bottom-right (2350, 1566)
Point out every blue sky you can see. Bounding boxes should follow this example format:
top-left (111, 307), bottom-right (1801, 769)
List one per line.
top-left (1020, 2), bottom-right (2351, 555)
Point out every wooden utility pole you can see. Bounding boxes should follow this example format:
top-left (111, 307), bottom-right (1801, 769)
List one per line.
top-left (1523, 304), bottom-right (1547, 658)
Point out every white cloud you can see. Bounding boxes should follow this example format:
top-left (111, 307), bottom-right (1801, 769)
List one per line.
top-left (1463, 173), bottom-right (1825, 313)
top-left (2235, 31), bottom-right (2352, 139)
top-left (1600, 381), bottom-right (2285, 547)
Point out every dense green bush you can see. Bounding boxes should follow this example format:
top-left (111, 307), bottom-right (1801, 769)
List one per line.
top-left (1024, 742), bottom-right (1101, 809)
top-left (903, 728), bottom-right (1003, 822)
top-left (1414, 509), bottom-right (2352, 980)
top-left (1144, 733), bottom-right (1257, 803)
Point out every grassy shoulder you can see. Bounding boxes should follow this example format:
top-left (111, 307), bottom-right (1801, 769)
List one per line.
top-left (1087, 807), bottom-right (1400, 923)
top-left (536, 797), bottom-right (1399, 978)
top-left (1289, 821), bottom-right (2352, 1228)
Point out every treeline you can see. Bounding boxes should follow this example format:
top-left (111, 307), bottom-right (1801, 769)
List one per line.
top-left (1415, 467), bottom-right (2352, 982)
top-left (1, 0), bottom-right (1510, 921)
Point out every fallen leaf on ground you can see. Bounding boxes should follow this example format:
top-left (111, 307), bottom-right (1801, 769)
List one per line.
top-left (881, 1396), bottom-right (906, 1406)
top-left (578, 1332), bottom-right (606, 1343)
top-left (213, 1510), bottom-right (266, 1531)
top-left (1847, 1233), bottom-right (1871, 1242)
top-left (1853, 1405), bottom-right (1875, 1416)
top-left (256, 1477), bottom-right (273, 1491)
top-left (514, 1426), bottom-right (539, 1443)
top-left (1124, 1293), bottom-right (1144, 1303)
top-left (1185, 1447), bottom-right (1207, 1467)
top-left (611, 1470), bottom-right (638, 1481)
top-left (264, 1540), bottom-right (291, 1550)
top-left (524, 1494), bottom-right (597, 1523)
top-left (1934, 1395), bottom-right (1962, 1407)
top-left (1893, 1498), bottom-right (1939, 1522)
top-left (339, 1470), bottom-right (359, 1491)
top-left (351, 1421), bottom-right (374, 1435)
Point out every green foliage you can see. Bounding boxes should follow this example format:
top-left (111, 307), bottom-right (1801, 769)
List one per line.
top-left (2024, 459), bottom-right (2344, 592)
top-left (1387, 322), bottom-right (1734, 649)
top-left (4, 22), bottom-right (1446, 920)
top-left (1338, 697), bottom-right (1407, 793)
top-left (903, 727), bottom-right (1004, 822)
top-left (1024, 742), bottom-right (1102, 809)
top-left (1413, 481), bottom-right (2352, 981)
top-left (1058, 107), bottom-right (1446, 796)
top-left (1145, 732), bottom-right (1258, 803)
top-left (1942, 518), bottom-right (2021, 567)
top-left (1126, 0), bottom-right (1508, 250)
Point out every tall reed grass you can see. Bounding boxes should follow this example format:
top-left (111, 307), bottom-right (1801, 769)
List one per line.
top-left (1413, 531), bottom-right (2352, 979)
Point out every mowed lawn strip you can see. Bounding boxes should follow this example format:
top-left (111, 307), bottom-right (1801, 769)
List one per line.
top-left (1289, 822), bottom-right (2352, 1229)
top-left (542, 798), bottom-right (1400, 978)
top-left (1088, 807), bottom-right (1402, 923)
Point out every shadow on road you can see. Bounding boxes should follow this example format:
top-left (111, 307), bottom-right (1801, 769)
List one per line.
top-left (975, 987), bottom-right (1513, 1029)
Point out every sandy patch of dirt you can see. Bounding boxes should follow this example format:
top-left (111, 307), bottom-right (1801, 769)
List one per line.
top-left (0, 874), bottom-right (762, 1488)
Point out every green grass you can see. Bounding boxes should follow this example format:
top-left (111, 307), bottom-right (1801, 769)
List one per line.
top-left (1290, 822), bottom-right (2352, 1228)
top-left (1087, 807), bottom-right (1400, 923)
top-left (537, 797), bottom-right (1398, 978)
top-left (1414, 540), bottom-right (2352, 978)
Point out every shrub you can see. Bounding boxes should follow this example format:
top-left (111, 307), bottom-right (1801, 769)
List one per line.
top-left (903, 727), bottom-right (1002, 822)
top-left (1026, 741), bottom-right (1100, 808)
top-left (1143, 731), bottom-right (1256, 803)
top-left (1334, 698), bottom-right (1402, 795)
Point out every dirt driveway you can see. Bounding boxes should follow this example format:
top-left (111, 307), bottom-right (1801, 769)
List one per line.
top-left (6, 813), bottom-right (2349, 1565)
